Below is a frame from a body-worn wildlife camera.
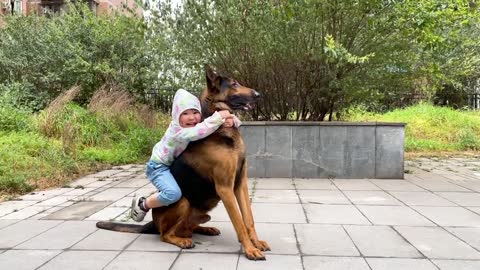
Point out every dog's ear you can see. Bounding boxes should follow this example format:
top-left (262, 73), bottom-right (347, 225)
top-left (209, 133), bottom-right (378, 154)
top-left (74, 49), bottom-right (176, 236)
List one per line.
top-left (205, 65), bottom-right (220, 93)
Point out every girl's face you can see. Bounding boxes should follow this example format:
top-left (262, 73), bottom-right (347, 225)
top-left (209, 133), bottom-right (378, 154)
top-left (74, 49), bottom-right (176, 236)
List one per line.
top-left (179, 109), bottom-right (201, 128)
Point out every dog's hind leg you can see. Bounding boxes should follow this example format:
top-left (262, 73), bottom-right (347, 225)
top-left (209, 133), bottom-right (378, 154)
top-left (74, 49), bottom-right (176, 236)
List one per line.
top-left (235, 160), bottom-right (270, 251)
top-left (187, 210), bottom-right (221, 236)
top-left (156, 198), bottom-right (195, 249)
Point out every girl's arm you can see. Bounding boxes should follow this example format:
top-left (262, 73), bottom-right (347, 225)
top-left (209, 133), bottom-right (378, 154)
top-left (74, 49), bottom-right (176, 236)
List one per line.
top-left (175, 111), bottom-right (225, 141)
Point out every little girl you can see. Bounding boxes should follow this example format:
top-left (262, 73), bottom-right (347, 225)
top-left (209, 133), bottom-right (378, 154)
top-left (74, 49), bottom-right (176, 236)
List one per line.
top-left (130, 89), bottom-right (240, 221)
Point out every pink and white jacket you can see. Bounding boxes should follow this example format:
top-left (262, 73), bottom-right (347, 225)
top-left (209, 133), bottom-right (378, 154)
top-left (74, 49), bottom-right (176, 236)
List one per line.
top-left (150, 89), bottom-right (241, 166)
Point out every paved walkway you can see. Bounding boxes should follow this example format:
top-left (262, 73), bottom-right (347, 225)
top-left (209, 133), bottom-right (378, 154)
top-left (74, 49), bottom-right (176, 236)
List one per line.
top-left (1, 158), bottom-right (480, 270)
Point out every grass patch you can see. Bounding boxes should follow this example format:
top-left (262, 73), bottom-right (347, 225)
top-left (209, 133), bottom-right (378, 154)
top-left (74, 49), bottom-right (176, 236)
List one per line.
top-left (0, 86), bottom-right (168, 199)
top-left (344, 103), bottom-right (480, 152)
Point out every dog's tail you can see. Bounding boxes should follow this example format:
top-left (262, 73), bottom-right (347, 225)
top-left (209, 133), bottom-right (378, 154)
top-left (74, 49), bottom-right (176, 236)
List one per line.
top-left (96, 221), bottom-right (158, 234)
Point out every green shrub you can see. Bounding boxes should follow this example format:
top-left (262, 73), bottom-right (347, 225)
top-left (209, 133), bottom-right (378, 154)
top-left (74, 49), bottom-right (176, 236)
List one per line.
top-left (0, 105), bottom-right (33, 133)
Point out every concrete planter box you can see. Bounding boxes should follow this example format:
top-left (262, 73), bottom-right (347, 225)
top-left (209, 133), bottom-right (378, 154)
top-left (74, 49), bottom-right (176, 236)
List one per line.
top-left (240, 122), bottom-right (405, 179)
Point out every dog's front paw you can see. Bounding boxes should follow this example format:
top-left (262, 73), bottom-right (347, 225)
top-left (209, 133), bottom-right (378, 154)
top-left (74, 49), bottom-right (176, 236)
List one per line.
top-left (245, 247), bottom-right (266, 261)
top-left (177, 238), bottom-right (195, 249)
top-left (253, 239), bottom-right (271, 251)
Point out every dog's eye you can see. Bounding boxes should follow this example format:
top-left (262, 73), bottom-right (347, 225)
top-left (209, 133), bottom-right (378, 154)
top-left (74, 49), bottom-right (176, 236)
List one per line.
top-left (231, 82), bottom-right (239, 88)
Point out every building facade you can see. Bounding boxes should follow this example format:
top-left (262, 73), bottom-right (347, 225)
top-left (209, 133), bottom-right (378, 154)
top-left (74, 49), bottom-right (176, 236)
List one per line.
top-left (0, 0), bottom-right (140, 17)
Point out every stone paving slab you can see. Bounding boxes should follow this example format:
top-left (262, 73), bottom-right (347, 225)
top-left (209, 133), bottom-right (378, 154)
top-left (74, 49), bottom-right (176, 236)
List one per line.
top-left (15, 221), bottom-right (98, 250)
top-left (1, 158), bottom-right (480, 269)
top-left (103, 251), bottom-right (178, 270)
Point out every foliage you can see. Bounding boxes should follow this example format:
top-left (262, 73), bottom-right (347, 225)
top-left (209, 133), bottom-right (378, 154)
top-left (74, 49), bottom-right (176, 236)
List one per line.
top-left (0, 105), bottom-right (34, 133)
top-left (145, 0), bottom-right (480, 118)
top-left (344, 103), bottom-right (480, 151)
top-left (0, 2), bottom-right (150, 109)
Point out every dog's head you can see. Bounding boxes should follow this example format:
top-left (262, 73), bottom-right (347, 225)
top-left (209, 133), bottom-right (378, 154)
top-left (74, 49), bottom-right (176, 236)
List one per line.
top-left (200, 65), bottom-right (260, 115)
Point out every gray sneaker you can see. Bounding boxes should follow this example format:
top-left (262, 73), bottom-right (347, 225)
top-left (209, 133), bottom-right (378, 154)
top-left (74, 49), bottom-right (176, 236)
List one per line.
top-left (130, 195), bottom-right (147, 222)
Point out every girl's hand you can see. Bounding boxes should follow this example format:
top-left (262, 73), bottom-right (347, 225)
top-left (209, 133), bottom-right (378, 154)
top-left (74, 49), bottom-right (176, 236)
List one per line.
top-left (217, 110), bottom-right (232, 119)
top-left (223, 118), bottom-right (235, 128)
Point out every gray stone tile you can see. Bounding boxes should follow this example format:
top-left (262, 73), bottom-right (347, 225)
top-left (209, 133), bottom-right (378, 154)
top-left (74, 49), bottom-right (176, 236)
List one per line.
top-left (185, 222), bottom-right (240, 253)
top-left (407, 179), bottom-right (469, 192)
top-left (295, 224), bottom-right (359, 256)
top-left (171, 253), bottom-right (239, 270)
top-left (445, 227), bottom-right (480, 250)
top-left (19, 188), bottom-right (73, 201)
top-left (73, 228), bottom-right (139, 250)
top-left (252, 189), bottom-right (300, 203)
top-left (298, 190), bottom-right (351, 205)
top-left (89, 169), bottom-right (123, 178)
top-left (265, 126), bottom-right (293, 178)
top-left (104, 251), bottom-right (178, 270)
top-left (0, 219), bottom-right (18, 229)
top-left (345, 225), bottom-right (421, 258)
top-left (395, 226), bottom-right (480, 259)
top-left (113, 177), bottom-right (148, 188)
top-left (303, 256), bottom-right (370, 270)
top-left (42, 201), bottom-right (111, 220)
top-left (130, 186), bottom-right (157, 197)
top-left (68, 176), bottom-right (98, 186)
top-left (294, 178), bottom-right (337, 190)
top-left (85, 207), bottom-right (128, 221)
top-left (63, 187), bottom-right (96, 196)
top-left (252, 203), bottom-right (306, 223)
top-left (343, 191), bottom-right (403, 205)
top-left (89, 188), bottom-right (137, 201)
top-left (455, 181), bottom-right (480, 192)
top-left (0, 200), bottom-right (37, 217)
top-left (292, 126), bottom-right (322, 179)
top-left (36, 196), bottom-right (77, 206)
top-left (255, 223), bottom-right (298, 255)
top-left (255, 178), bottom-right (294, 189)
top-left (1, 205), bottom-right (52, 219)
top-left (0, 220), bottom-right (62, 248)
top-left (436, 192), bottom-right (480, 207)
top-left (370, 180), bottom-right (425, 191)
top-left (109, 196), bottom-right (134, 207)
top-left (127, 234), bottom-right (180, 252)
top-left (333, 179), bottom-right (381, 191)
top-left (375, 126), bottom-right (404, 179)
top-left (357, 206), bottom-right (435, 226)
top-left (0, 250), bottom-right (62, 270)
top-left (85, 179), bottom-right (112, 188)
top-left (113, 171), bottom-right (136, 177)
top-left (469, 207), bottom-right (480, 214)
top-left (16, 221), bottom-right (98, 249)
top-left (238, 254), bottom-right (302, 270)
top-left (305, 204), bottom-right (370, 225)
top-left (344, 126), bottom-right (376, 179)
top-left (412, 206), bottom-right (480, 227)
top-left (318, 126), bottom-right (347, 178)
top-left (390, 192), bottom-right (455, 206)
top-left (366, 258), bottom-right (438, 270)
top-left (38, 250), bottom-right (119, 270)
top-left (433, 260), bottom-right (480, 270)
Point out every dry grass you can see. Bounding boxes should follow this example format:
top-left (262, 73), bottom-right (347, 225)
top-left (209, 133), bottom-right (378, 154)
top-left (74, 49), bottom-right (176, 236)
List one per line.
top-left (137, 104), bottom-right (158, 129)
top-left (38, 86), bottom-right (81, 138)
top-left (89, 83), bottom-right (160, 129)
top-left (88, 83), bottom-right (135, 116)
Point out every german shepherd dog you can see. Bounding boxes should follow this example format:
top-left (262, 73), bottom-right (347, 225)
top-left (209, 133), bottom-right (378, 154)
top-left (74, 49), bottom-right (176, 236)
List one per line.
top-left (96, 66), bottom-right (270, 260)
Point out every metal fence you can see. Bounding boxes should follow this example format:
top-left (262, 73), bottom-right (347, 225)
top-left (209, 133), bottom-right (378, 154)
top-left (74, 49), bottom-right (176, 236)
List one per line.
top-left (468, 93), bottom-right (480, 110)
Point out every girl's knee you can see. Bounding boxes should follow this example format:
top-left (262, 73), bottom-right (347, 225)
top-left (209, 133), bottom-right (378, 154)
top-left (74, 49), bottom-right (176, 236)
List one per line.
top-left (159, 188), bottom-right (182, 206)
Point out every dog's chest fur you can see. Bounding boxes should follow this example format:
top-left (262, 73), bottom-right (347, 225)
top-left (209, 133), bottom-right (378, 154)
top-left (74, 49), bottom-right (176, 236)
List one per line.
top-left (170, 128), bottom-right (245, 211)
